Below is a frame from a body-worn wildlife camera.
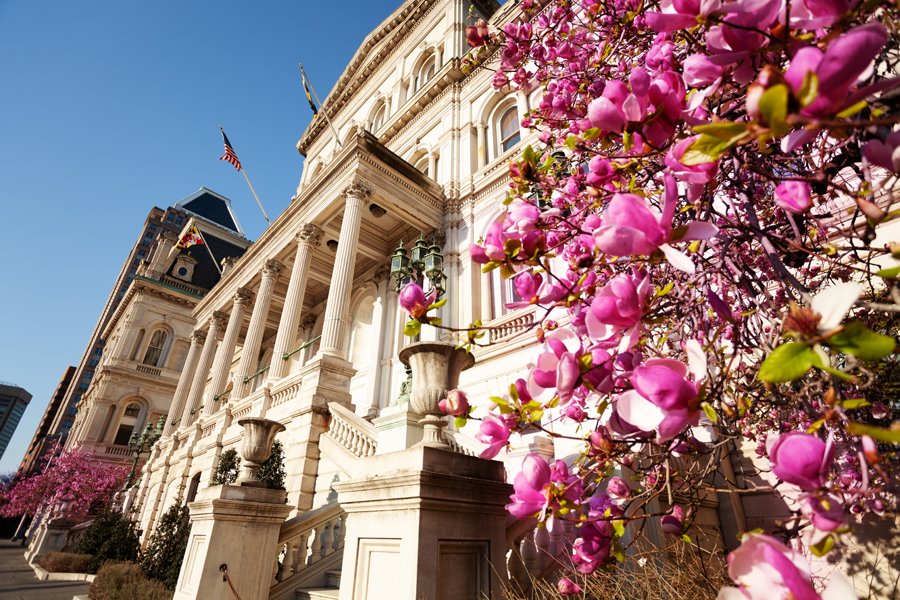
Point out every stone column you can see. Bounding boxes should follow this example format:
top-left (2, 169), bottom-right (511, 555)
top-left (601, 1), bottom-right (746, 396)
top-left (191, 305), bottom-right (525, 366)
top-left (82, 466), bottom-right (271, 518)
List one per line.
top-left (204, 288), bottom-right (254, 415)
top-left (233, 260), bottom-right (284, 399)
top-left (269, 224), bottom-right (323, 380)
top-left (163, 330), bottom-right (205, 437)
top-left (475, 121), bottom-right (486, 169)
top-left (181, 312), bottom-right (227, 428)
top-left (318, 179), bottom-right (372, 359)
top-left (362, 268), bottom-right (390, 417)
top-left (516, 90), bottom-right (530, 139)
top-left (427, 153), bottom-right (437, 180)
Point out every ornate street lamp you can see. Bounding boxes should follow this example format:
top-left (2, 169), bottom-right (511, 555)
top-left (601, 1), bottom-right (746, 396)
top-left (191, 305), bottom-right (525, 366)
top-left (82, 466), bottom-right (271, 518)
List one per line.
top-left (389, 234), bottom-right (447, 297)
top-left (124, 416), bottom-right (164, 490)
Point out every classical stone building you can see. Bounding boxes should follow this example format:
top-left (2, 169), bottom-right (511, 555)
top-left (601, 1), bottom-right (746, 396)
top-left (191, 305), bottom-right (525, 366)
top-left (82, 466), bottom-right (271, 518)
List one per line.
top-left (64, 190), bottom-right (251, 466)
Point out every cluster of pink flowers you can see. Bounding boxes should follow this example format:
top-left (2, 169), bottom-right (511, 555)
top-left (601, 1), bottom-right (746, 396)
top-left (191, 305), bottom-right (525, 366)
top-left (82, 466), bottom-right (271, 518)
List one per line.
top-left (403, 0), bottom-right (900, 592)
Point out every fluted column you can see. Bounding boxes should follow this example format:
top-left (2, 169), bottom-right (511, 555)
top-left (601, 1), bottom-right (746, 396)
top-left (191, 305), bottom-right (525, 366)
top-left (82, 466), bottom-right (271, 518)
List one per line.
top-left (181, 312), bottom-right (226, 428)
top-left (475, 121), bottom-right (486, 169)
top-left (516, 90), bottom-right (530, 139)
top-left (163, 330), bottom-right (205, 437)
top-left (318, 179), bottom-right (372, 359)
top-left (204, 288), bottom-right (254, 415)
top-left (269, 224), bottom-right (323, 380)
top-left (233, 260), bottom-right (284, 399)
top-left (427, 153), bottom-right (437, 180)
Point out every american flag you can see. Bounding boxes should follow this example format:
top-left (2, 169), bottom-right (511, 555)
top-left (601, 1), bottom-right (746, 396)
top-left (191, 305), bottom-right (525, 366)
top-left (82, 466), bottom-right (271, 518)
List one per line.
top-left (219, 127), bottom-right (242, 171)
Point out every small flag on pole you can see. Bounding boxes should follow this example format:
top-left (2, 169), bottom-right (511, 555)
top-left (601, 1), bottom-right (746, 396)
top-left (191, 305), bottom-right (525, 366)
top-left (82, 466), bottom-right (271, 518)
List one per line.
top-left (177, 225), bottom-right (204, 249)
top-left (219, 127), bottom-right (242, 171)
top-left (302, 73), bottom-right (318, 116)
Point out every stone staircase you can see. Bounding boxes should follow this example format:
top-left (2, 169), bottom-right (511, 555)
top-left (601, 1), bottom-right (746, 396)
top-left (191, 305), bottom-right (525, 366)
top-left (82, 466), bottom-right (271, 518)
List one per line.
top-left (297, 570), bottom-right (341, 600)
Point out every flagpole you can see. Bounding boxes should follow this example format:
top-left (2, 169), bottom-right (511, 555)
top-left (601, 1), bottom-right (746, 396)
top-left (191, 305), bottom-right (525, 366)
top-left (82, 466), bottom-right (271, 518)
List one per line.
top-left (194, 227), bottom-right (223, 276)
top-left (299, 63), bottom-right (343, 148)
top-left (219, 125), bottom-right (271, 227)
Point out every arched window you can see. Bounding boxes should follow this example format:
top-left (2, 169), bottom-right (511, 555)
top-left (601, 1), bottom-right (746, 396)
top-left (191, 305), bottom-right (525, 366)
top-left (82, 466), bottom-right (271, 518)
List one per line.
top-left (415, 57), bottom-right (436, 93)
top-left (415, 157), bottom-right (430, 178)
top-left (371, 104), bottom-right (386, 133)
top-left (113, 402), bottom-right (141, 446)
top-left (142, 330), bottom-right (168, 367)
top-left (498, 106), bottom-right (521, 154)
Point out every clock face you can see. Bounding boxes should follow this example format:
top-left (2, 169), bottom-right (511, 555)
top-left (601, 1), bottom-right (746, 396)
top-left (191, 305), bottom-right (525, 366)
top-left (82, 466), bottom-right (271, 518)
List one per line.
top-left (178, 267), bottom-right (189, 277)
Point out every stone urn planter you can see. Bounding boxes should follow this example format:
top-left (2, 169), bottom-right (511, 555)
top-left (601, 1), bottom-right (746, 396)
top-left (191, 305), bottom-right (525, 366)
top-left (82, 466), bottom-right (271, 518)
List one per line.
top-left (398, 341), bottom-right (475, 447)
top-left (236, 417), bottom-right (286, 487)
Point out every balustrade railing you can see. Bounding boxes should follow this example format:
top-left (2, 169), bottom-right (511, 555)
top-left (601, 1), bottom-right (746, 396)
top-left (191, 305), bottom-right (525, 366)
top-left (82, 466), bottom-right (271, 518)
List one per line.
top-left (444, 429), bottom-right (486, 457)
top-left (327, 402), bottom-right (377, 457)
top-left (270, 373), bottom-right (303, 408)
top-left (506, 518), bottom-right (575, 595)
top-left (271, 502), bottom-right (346, 589)
top-left (102, 444), bottom-right (130, 456)
top-left (489, 310), bottom-right (536, 343)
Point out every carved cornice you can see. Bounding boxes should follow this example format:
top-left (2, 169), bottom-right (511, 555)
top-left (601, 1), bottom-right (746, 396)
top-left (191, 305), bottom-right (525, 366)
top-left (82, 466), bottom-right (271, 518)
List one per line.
top-left (342, 178), bottom-right (373, 200)
top-left (296, 223), bottom-right (324, 247)
top-left (101, 280), bottom-right (198, 342)
top-left (233, 287), bottom-right (255, 307)
top-left (191, 329), bottom-right (207, 345)
top-left (301, 315), bottom-right (318, 330)
top-left (261, 259), bottom-right (285, 280)
top-left (373, 264), bottom-right (391, 283)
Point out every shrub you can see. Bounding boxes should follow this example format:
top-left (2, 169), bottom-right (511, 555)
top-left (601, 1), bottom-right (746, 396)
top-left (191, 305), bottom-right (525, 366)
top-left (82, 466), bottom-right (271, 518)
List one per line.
top-left (73, 507), bottom-right (141, 573)
top-left (258, 440), bottom-right (286, 492)
top-left (88, 561), bottom-right (172, 600)
top-left (210, 448), bottom-right (239, 485)
top-left (39, 551), bottom-right (92, 573)
top-left (140, 503), bottom-right (191, 590)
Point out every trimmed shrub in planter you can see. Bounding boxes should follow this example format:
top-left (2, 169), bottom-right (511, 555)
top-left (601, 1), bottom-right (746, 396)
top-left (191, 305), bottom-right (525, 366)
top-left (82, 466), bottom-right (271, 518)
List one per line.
top-left (38, 551), bottom-right (92, 573)
top-left (88, 561), bottom-right (172, 600)
top-left (73, 507), bottom-right (140, 573)
top-left (140, 503), bottom-right (190, 590)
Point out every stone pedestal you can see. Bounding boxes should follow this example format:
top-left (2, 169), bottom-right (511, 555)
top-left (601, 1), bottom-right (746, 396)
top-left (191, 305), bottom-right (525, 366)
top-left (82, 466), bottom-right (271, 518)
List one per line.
top-left (174, 485), bottom-right (293, 600)
top-left (372, 403), bottom-right (423, 454)
top-left (25, 517), bottom-right (76, 564)
top-left (334, 445), bottom-right (512, 600)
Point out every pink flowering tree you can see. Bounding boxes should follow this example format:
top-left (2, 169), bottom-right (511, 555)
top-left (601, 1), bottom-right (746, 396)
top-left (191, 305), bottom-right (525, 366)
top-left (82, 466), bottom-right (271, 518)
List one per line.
top-left (0, 443), bottom-right (131, 522)
top-left (399, 0), bottom-right (900, 595)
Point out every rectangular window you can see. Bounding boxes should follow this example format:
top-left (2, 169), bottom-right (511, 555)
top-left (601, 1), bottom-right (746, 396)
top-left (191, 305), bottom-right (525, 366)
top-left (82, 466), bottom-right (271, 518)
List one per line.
top-left (137, 250), bottom-right (146, 258)
top-left (166, 214), bottom-right (174, 224)
top-left (149, 224), bottom-right (157, 231)
top-left (175, 217), bottom-right (183, 226)
top-left (73, 395), bottom-right (82, 404)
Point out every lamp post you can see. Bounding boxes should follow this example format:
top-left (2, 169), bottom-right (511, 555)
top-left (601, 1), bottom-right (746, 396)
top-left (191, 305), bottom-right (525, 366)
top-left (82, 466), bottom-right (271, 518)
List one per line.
top-left (388, 234), bottom-right (448, 405)
top-left (124, 416), bottom-right (164, 490)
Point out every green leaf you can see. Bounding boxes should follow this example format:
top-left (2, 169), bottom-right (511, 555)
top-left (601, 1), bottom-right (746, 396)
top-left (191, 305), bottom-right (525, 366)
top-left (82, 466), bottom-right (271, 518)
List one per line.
top-left (797, 71), bottom-right (819, 107)
top-left (839, 398), bottom-right (871, 410)
top-left (522, 144), bottom-right (540, 166)
top-left (612, 543), bottom-right (626, 563)
top-left (682, 534), bottom-right (692, 544)
top-left (403, 320), bottom-right (421, 337)
top-left (809, 535), bottom-right (834, 557)
top-left (429, 298), bottom-right (448, 309)
top-left (876, 266), bottom-right (900, 279)
top-left (836, 100), bottom-right (868, 119)
top-left (612, 520), bottom-right (626, 538)
top-left (454, 416), bottom-right (468, 428)
top-left (565, 135), bottom-right (580, 149)
top-left (807, 418), bottom-right (825, 433)
top-left (693, 122), bottom-right (749, 140)
top-left (759, 84), bottom-right (790, 136)
top-left (430, 318), bottom-right (442, 326)
top-left (757, 342), bottom-right (818, 382)
top-left (681, 134), bottom-right (733, 165)
top-left (583, 127), bottom-right (602, 141)
top-left (847, 422), bottom-right (900, 443)
top-left (700, 402), bottom-right (718, 424)
top-left (655, 282), bottom-right (675, 297)
top-left (828, 321), bottom-right (896, 361)
top-left (481, 262), bottom-right (499, 273)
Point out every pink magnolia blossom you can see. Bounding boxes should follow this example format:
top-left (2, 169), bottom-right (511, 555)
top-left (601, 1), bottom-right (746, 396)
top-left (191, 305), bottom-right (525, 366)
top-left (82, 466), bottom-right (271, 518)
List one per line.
top-left (683, 54), bottom-right (724, 88)
top-left (716, 533), bottom-right (856, 600)
top-left (507, 454), bottom-right (551, 519)
top-left (774, 181), bottom-right (812, 214)
top-left (398, 283), bottom-right (437, 320)
top-left (438, 390), bottom-right (469, 417)
top-left (593, 175), bottom-right (718, 272)
top-left (506, 271), bottom-right (565, 309)
top-left (799, 493), bottom-right (845, 532)
top-left (526, 329), bottom-right (582, 403)
top-left (477, 413), bottom-right (512, 459)
top-left (665, 136), bottom-right (720, 184)
top-left (766, 432), bottom-right (834, 489)
top-left (572, 520), bottom-right (614, 573)
top-left (585, 268), bottom-right (650, 349)
top-left (558, 578), bottom-right (582, 595)
top-left (470, 221), bottom-right (509, 264)
top-left (863, 131), bottom-right (900, 173)
top-left (660, 505), bottom-right (685, 534)
top-left (606, 476), bottom-right (631, 500)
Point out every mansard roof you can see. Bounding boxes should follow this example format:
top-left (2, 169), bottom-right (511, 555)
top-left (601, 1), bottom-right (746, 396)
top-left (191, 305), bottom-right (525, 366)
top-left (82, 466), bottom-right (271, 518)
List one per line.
top-left (174, 187), bottom-right (245, 237)
top-left (296, 0), bottom-right (501, 156)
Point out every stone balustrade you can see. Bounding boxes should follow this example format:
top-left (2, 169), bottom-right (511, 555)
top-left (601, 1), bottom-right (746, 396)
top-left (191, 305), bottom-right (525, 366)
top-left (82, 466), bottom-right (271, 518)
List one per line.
top-left (444, 429), bottom-right (487, 457)
top-left (270, 502), bottom-right (346, 594)
top-left (488, 309), bottom-right (536, 343)
top-left (327, 402), bottom-right (377, 457)
top-left (507, 518), bottom-right (575, 595)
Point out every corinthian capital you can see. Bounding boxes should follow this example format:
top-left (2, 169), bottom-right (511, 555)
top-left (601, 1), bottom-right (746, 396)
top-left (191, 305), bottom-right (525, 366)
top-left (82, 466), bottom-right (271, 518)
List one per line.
top-left (233, 287), bottom-right (255, 307)
top-left (296, 223), bottom-right (324, 247)
top-left (190, 329), bottom-right (207, 345)
top-left (342, 178), bottom-right (373, 201)
top-left (210, 311), bottom-right (229, 331)
top-left (261, 259), bottom-right (285, 279)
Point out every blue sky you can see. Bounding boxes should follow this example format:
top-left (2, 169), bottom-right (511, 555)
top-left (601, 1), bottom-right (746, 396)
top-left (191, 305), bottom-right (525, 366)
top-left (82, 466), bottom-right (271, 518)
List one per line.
top-left (0, 0), bottom-right (418, 472)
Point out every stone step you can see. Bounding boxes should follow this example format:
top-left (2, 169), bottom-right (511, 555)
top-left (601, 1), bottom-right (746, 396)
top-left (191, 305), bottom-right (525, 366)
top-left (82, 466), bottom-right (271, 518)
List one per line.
top-left (297, 588), bottom-right (340, 600)
top-left (325, 569), bottom-right (341, 589)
